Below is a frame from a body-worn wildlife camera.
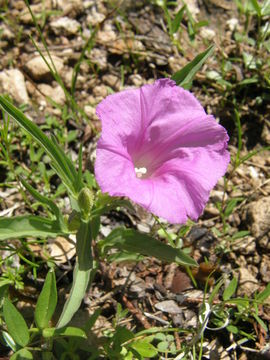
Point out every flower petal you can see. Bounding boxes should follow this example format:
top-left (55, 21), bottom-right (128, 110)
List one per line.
top-left (95, 79), bottom-right (230, 224)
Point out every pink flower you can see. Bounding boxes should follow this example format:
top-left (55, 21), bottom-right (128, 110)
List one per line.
top-left (95, 79), bottom-right (230, 224)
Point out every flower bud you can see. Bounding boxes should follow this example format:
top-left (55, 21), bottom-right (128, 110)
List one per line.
top-left (78, 187), bottom-right (94, 215)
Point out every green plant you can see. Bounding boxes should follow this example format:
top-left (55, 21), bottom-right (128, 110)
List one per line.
top-left (0, 47), bottom-right (218, 358)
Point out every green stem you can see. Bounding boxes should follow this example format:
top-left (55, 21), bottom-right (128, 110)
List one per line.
top-left (153, 215), bottom-right (175, 248)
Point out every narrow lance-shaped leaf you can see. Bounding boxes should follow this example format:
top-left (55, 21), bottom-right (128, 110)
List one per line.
top-left (0, 96), bottom-right (77, 195)
top-left (256, 282), bottom-right (270, 303)
top-left (171, 5), bottom-right (186, 34)
top-left (3, 298), bottom-right (30, 347)
top-left (171, 45), bottom-right (215, 88)
top-left (57, 220), bottom-right (96, 328)
top-left (20, 177), bottom-right (62, 221)
top-left (56, 263), bottom-right (94, 328)
top-left (223, 277), bottom-right (238, 301)
top-left (35, 269), bottom-right (57, 329)
top-left (99, 228), bottom-right (197, 267)
top-left (0, 215), bottom-right (65, 241)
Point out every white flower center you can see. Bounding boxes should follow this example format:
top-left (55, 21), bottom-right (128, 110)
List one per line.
top-left (135, 167), bottom-right (147, 178)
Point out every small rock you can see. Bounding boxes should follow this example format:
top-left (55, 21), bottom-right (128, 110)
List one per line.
top-left (84, 105), bottom-right (96, 118)
top-left (260, 255), bottom-right (270, 283)
top-left (37, 83), bottom-right (65, 105)
top-left (0, 24), bottom-right (15, 41)
top-left (262, 123), bottom-right (270, 144)
top-left (155, 300), bottom-right (182, 314)
top-left (20, 4), bottom-right (44, 24)
top-left (102, 74), bottom-right (120, 89)
top-left (248, 166), bottom-right (259, 179)
top-left (93, 84), bottom-right (108, 98)
top-left (129, 74), bottom-right (144, 87)
top-left (200, 27), bottom-right (216, 41)
top-left (129, 277), bottom-right (149, 297)
top-left (62, 68), bottom-right (84, 88)
top-left (97, 25), bottom-right (117, 43)
top-left (210, 190), bottom-right (227, 202)
top-left (246, 197), bottom-right (270, 238)
top-left (204, 203), bottom-right (220, 216)
top-left (25, 55), bottom-right (64, 82)
top-left (50, 17), bottom-right (80, 36)
top-left (0, 69), bottom-right (29, 104)
top-left (226, 18), bottom-right (239, 31)
top-left (109, 38), bottom-right (145, 55)
top-left (172, 308), bottom-right (197, 327)
top-left (86, 7), bottom-right (105, 26)
top-left (88, 48), bottom-right (107, 70)
top-left (205, 339), bottom-right (231, 360)
top-left (259, 234), bottom-right (270, 250)
top-left (231, 236), bottom-right (256, 255)
top-left (56, 0), bottom-right (83, 17)
top-left (237, 267), bottom-right (259, 297)
top-left (181, 0), bottom-right (199, 19)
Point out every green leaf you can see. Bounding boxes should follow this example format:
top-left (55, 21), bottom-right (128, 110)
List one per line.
top-left (157, 341), bottom-right (169, 352)
top-left (250, 0), bottom-right (262, 16)
top-left (223, 277), bottom-right (237, 301)
top-left (74, 144), bottom-right (84, 193)
top-left (0, 215), bottom-right (65, 240)
top-left (108, 251), bottom-right (145, 263)
top-left (239, 146), bottom-right (270, 165)
top-left (20, 178), bottom-right (63, 224)
top-left (113, 326), bottom-right (134, 349)
top-left (224, 198), bottom-right (242, 218)
top-left (130, 340), bottom-right (157, 358)
top-left (98, 228), bottom-right (197, 267)
top-left (171, 5), bottom-right (186, 34)
top-left (56, 263), bottom-right (93, 328)
top-left (226, 325), bottom-right (238, 334)
top-left (231, 230), bottom-right (250, 240)
top-left (43, 326), bottom-right (87, 339)
top-left (262, 0), bottom-right (270, 15)
top-left (3, 298), bottom-right (30, 347)
top-left (253, 313), bottom-right (268, 331)
top-left (171, 45), bottom-right (215, 88)
top-left (234, 109), bottom-right (242, 165)
top-left (35, 270), bottom-right (57, 329)
top-left (0, 96), bottom-right (77, 195)
top-left (10, 348), bottom-right (33, 360)
top-left (256, 282), bottom-right (270, 303)
top-left (209, 278), bottom-right (224, 304)
top-left (57, 219), bottom-right (97, 328)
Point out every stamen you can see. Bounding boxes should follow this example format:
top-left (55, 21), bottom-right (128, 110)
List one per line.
top-left (135, 167), bottom-right (147, 178)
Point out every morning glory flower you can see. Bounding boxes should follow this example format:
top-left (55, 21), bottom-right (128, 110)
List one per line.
top-left (94, 79), bottom-right (230, 224)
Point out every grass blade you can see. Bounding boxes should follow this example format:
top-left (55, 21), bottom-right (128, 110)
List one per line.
top-left (171, 45), bottom-right (215, 88)
top-left (0, 96), bottom-right (77, 195)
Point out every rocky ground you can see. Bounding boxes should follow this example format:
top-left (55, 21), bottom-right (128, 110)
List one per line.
top-left (0, 0), bottom-right (270, 359)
